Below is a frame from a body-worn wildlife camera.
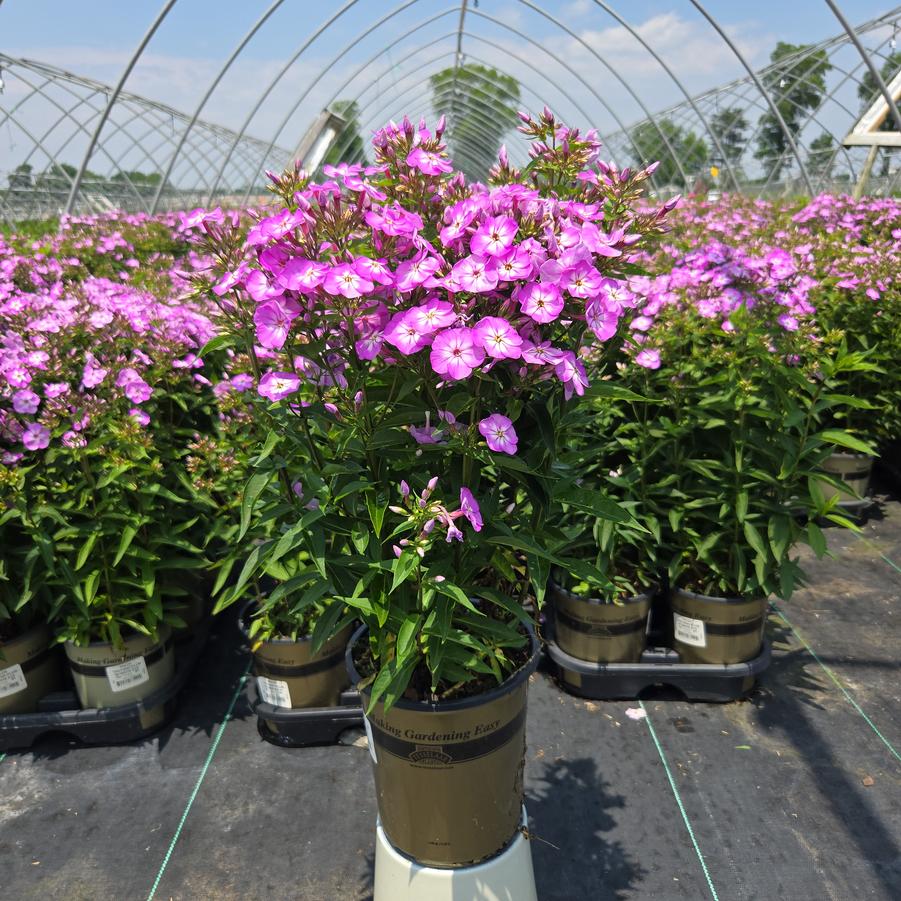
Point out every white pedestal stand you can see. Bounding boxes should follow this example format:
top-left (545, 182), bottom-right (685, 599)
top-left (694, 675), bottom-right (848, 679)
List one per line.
top-left (373, 808), bottom-right (537, 901)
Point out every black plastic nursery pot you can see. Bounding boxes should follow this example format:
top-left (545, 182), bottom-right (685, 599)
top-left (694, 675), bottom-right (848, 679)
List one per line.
top-left (0, 624), bottom-right (65, 715)
top-left (348, 624), bottom-right (541, 869)
top-left (64, 625), bottom-right (176, 731)
top-left (819, 451), bottom-right (874, 508)
top-left (669, 589), bottom-right (767, 665)
top-left (549, 579), bottom-right (651, 663)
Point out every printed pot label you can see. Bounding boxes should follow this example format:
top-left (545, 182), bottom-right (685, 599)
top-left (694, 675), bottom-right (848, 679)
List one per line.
top-left (674, 612), bottom-right (707, 648)
top-left (257, 675), bottom-right (291, 709)
top-left (363, 715), bottom-right (378, 764)
top-left (106, 656), bottom-right (150, 693)
top-left (0, 663), bottom-right (28, 698)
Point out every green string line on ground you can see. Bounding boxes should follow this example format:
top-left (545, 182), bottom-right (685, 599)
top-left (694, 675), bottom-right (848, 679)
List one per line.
top-left (146, 662), bottom-right (251, 901)
top-left (0, 752), bottom-right (6, 766)
top-left (770, 603), bottom-right (901, 766)
top-left (638, 699), bottom-right (720, 901)
top-left (853, 531), bottom-right (901, 577)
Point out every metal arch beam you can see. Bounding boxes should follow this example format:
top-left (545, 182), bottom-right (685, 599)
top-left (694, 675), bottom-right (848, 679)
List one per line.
top-left (148, 0), bottom-right (289, 214)
top-left (64, 0), bottom-right (179, 214)
top-left (687, 0), bottom-right (814, 194)
top-left (5, 68), bottom-right (154, 214)
top-left (825, 0), bottom-right (901, 135)
top-left (506, 2), bottom-right (690, 187)
top-left (237, 3), bottom-right (468, 206)
top-left (325, 44), bottom-right (550, 167)
top-left (245, 6), bottom-right (636, 203)
top-left (756, 38), bottom-right (896, 193)
top-left (463, 13), bottom-right (654, 179)
top-left (589, 0), bottom-right (741, 191)
top-left (447, 0), bottom-right (470, 134)
top-left (207, 0), bottom-right (407, 205)
top-left (327, 37), bottom-right (611, 175)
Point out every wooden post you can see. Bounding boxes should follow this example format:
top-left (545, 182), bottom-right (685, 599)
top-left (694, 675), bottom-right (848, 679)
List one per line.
top-left (853, 145), bottom-right (879, 200)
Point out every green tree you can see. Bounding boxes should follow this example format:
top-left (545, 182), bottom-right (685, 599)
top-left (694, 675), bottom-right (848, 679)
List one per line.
top-left (807, 131), bottom-right (835, 179)
top-left (7, 163), bottom-right (33, 190)
top-left (856, 51), bottom-right (901, 177)
top-left (429, 63), bottom-right (520, 181)
top-left (754, 42), bottom-right (832, 181)
top-left (323, 100), bottom-right (367, 170)
top-left (630, 117), bottom-right (708, 187)
top-left (709, 106), bottom-right (748, 165)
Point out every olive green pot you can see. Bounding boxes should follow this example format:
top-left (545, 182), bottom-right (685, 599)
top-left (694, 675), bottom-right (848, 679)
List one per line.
top-left (550, 580), bottom-right (651, 663)
top-left (670, 589), bottom-right (766, 665)
top-left (349, 626), bottom-right (540, 869)
top-left (64, 625), bottom-right (175, 731)
top-left (250, 624), bottom-right (353, 737)
top-left (819, 451), bottom-right (873, 504)
top-left (0, 624), bottom-right (65, 715)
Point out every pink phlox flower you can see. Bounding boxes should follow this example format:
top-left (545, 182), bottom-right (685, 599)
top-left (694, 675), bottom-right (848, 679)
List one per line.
top-left (496, 247), bottom-right (535, 281)
top-left (245, 269), bottom-right (283, 303)
top-left (470, 215), bottom-right (518, 257)
top-left (365, 205), bottom-right (424, 237)
top-left (778, 313), bottom-right (799, 332)
top-left (517, 281), bottom-right (564, 324)
top-left (408, 298), bottom-right (457, 333)
top-left (459, 487), bottom-right (483, 532)
top-left (478, 413), bottom-right (518, 455)
top-left (630, 315), bottom-right (654, 332)
top-left (439, 200), bottom-right (478, 246)
top-left (278, 258), bottom-right (328, 292)
top-left (258, 371), bottom-right (301, 401)
top-left (383, 311), bottom-right (433, 355)
top-left (596, 278), bottom-right (635, 312)
top-left (409, 412), bottom-right (446, 445)
top-left (635, 348), bottom-right (661, 369)
top-left (355, 333), bottom-right (384, 361)
top-left (212, 263), bottom-right (249, 296)
top-left (395, 255), bottom-right (442, 292)
top-left (521, 339), bottom-right (565, 366)
top-left (353, 257), bottom-right (394, 286)
top-left (44, 382), bottom-right (70, 399)
top-left (473, 316), bottom-right (523, 360)
top-left (322, 162), bottom-right (365, 191)
top-left (324, 263), bottom-right (374, 298)
top-left (22, 423), bottom-right (50, 451)
top-left (129, 408), bottom-right (150, 427)
top-left (554, 351), bottom-right (589, 399)
top-left (406, 147), bottom-right (453, 175)
top-left (12, 389), bottom-right (40, 415)
top-left (429, 327), bottom-right (485, 380)
top-left (586, 299), bottom-right (619, 342)
top-left (450, 255), bottom-right (499, 293)
top-left (246, 208), bottom-right (308, 246)
top-left (254, 297), bottom-right (301, 350)
top-left (563, 259), bottom-right (603, 298)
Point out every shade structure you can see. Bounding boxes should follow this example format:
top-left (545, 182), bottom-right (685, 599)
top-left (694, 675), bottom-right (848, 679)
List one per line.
top-left (2, 1), bottom-right (901, 225)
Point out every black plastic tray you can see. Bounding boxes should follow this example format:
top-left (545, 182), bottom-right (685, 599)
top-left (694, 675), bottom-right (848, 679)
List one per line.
top-left (250, 684), bottom-right (364, 748)
top-left (0, 622), bottom-right (210, 752)
top-left (545, 637), bottom-right (771, 702)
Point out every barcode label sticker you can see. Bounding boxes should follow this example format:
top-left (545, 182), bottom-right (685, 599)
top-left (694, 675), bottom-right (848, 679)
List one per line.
top-left (257, 676), bottom-right (291, 709)
top-left (0, 664), bottom-right (28, 698)
top-left (363, 715), bottom-right (378, 764)
top-left (106, 656), bottom-right (150, 693)
top-left (673, 613), bottom-right (707, 648)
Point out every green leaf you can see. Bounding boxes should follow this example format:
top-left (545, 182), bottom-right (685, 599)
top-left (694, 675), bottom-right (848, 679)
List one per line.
top-left (112, 524), bottom-right (139, 567)
top-left (817, 430), bottom-right (875, 456)
top-left (310, 600), bottom-right (346, 654)
top-left (434, 581), bottom-right (482, 615)
top-left (253, 430), bottom-right (280, 465)
top-left (239, 472), bottom-right (272, 541)
top-left (198, 334), bottom-right (236, 357)
top-left (390, 551), bottom-right (418, 594)
top-left (365, 492), bottom-right (387, 539)
top-left (743, 521), bottom-right (767, 558)
top-left (555, 486), bottom-right (634, 525)
top-left (736, 491), bottom-right (748, 523)
top-left (396, 614), bottom-right (420, 661)
top-left (75, 532), bottom-right (99, 571)
top-left (807, 521), bottom-right (827, 557)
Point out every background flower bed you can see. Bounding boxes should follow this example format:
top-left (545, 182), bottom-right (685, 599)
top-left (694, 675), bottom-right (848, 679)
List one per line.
top-left (1, 166), bottom-right (899, 696)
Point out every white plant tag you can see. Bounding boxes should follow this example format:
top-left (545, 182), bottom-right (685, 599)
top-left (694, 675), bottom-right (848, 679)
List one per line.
top-left (106, 656), bottom-right (150, 693)
top-left (257, 675), bottom-right (291, 709)
top-left (0, 663), bottom-right (28, 698)
top-left (363, 715), bottom-right (378, 764)
top-left (673, 613), bottom-right (707, 648)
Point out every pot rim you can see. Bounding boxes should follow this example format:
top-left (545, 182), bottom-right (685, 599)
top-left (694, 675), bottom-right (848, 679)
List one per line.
top-left (550, 577), bottom-right (656, 607)
top-left (238, 598), bottom-right (320, 646)
top-left (825, 450), bottom-right (874, 462)
top-left (672, 587), bottom-right (767, 606)
top-left (0, 621), bottom-right (49, 652)
top-left (347, 622), bottom-right (540, 714)
top-left (63, 622), bottom-right (171, 652)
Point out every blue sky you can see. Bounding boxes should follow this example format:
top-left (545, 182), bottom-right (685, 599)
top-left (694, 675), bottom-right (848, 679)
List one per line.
top-left (1, 1), bottom-right (897, 179)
